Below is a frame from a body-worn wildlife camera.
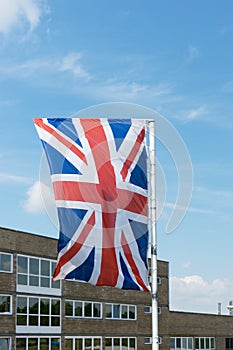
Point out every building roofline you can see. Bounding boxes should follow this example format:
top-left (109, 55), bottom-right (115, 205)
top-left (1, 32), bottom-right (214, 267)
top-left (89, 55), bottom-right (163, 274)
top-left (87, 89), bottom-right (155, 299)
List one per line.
top-left (0, 226), bottom-right (58, 242)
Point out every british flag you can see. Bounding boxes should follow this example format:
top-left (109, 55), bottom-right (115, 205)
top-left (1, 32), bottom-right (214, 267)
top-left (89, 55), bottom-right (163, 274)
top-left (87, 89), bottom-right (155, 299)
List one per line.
top-left (34, 118), bottom-right (149, 291)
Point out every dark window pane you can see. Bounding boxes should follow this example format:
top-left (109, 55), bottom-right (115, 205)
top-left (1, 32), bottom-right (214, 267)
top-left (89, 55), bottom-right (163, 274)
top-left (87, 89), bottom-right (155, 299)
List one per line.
top-left (41, 277), bottom-right (50, 288)
top-left (16, 338), bottom-right (26, 348)
top-left (121, 305), bottom-right (128, 318)
top-left (51, 316), bottom-right (60, 326)
top-left (114, 338), bottom-right (120, 346)
top-left (52, 300), bottom-right (60, 315)
top-left (29, 258), bottom-right (39, 274)
top-left (113, 304), bottom-right (120, 318)
top-left (51, 338), bottom-right (60, 350)
top-left (17, 315), bottom-right (27, 325)
top-left (106, 304), bottom-right (112, 318)
top-left (75, 339), bottom-right (83, 350)
top-left (65, 301), bottom-right (73, 316)
top-left (29, 298), bottom-right (39, 314)
top-left (18, 274), bottom-right (27, 285)
top-left (29, 315), bottom-right (38, 325)
top-left (40, 316), bottom-right (49, 326)
top-left (41, 260), bottom-right (50, 276)
top-left (28, 338), bottom-right (38, 349)
top-left (40, 299), bottom-right (49, 314)
top-left (65, 339), bottom-right (72, 350)
top-left (94, 338), bottom-right (100, 349)
top-left (52, 279), bottom-right (60, 289)
top-left (0, 295), bottom-right (10, 313)
top-left (17, 297), bottom-right (27, 313)
top-left (84, 302), bottom-right (92, 317)
top-left (29, 276), bottom-right (39, 286)
top-left (94, 303), bottom-right (101, 317)
top-left (122, 338), bottom-right (128, 346)
top-left (105, 338), bottom-right (112, 346)
top-left (75, 302), bottom-right (82, 317)
top-left (18, 256), bottom-right (27, 273)
top-left (129, 338), bottom-right (135, 349)
top-left (85, 338), bottom-right (91, 348)
top-left (129, 306), bottom-right (135, 319)
top-left (40, 338), bottom-right (49, 350)
top-left (0, 254), bottom-right (11, 272)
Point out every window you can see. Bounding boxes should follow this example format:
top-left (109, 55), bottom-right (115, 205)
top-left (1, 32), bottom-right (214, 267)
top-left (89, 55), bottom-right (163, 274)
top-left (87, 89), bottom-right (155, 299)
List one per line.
top-left (65, 300), bottom-right (102, 319)
top-left (16, 337), bottom-right (61, 349)
top-left (0, 338), bottom-right (11, 350)
top-left (195, 337), bottom-right (215, 349)
top-left (144, 337), bottom-right (162, 345)
top-left (105, 303), bottom-right (136, 320)
top-left (144, 306), bottom-right (152, 313)
top-left (105, 337), bottom-right (136, 349)
top-left (17, 255), bottom-right (60, 294)
top-left (65, 337), bottom-right (101, 350)
top-left (0, 295), bottom-right (12, 314)
top-left (17, 296), bottom-right (61, 328)
top-left (170, 337), bottom-right (193, 350)
top-left (226, 338), bottom-right (233, 349)
top-left (0, 253), bottom-right (12, 273)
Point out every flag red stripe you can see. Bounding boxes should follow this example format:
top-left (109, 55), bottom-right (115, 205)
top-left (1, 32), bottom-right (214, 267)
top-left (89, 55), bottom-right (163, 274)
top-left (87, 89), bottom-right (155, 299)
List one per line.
top-left (53, 181), bottom-right (148, 216)
top-left (97, 213), bottom-right (118, 286)
top-left (53, 212), bottom-right (95, 279)
top-left (34, 118), bottom-right (87, 164)
top-left (120, 127), bottom-right (145, 181)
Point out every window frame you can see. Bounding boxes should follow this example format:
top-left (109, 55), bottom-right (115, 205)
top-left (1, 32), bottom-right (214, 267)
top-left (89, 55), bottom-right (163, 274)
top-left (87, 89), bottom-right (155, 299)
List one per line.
top-left (65, 336), bottom-right (102, 350)
top-left (65, 300), bottom-right (102, 319)
top-left (0, 337), bottom-right (11, 350)
top-left (16, 336), bottom-right (61, 350)
top-left (0, 252), bottom-right (13, 273)
top-left (170, 337), bottom-right (193, 350)
top-left (16, 295), bottom-right (61, 332)
top-left (0, 294), bottom-right (12, 315)
top-left (17, 255), bottom-right (61, 295)
top-left (105, 303), bottom-right (137, 320)
top-left (105, 337), bottom-right (137, 349)
top-left (194, 337), bottom-right (215, 349)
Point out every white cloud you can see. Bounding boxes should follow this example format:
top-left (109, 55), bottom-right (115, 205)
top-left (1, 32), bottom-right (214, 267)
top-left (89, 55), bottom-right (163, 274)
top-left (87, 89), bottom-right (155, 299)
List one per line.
top-left (0, 0), bottom-right (43, 34)
top-left (188, 45), bottom-right (200, 62)
top-left (170, 275), bottom-right (233, 314)
top-left (1, 53), bottom-right (91, 82)
top-left (165, 201), bottom-right (216, 215)
top-left (23, 180), bottom-right (55, 213)
top-left (174, 106), bottom-right (207, 123)
top-left (59, 53), bottom-right (92, 80)
top-left (0, 172), bottom-right (32, 184)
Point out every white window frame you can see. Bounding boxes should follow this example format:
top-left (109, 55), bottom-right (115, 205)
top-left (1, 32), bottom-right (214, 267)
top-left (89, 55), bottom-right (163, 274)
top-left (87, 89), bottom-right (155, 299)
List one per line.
top-left (0, 337), bottom-right (11, 350)
top-left (144, 337), bottom-right (162, 345)
top-left (17, 254), bottom-right (61, 295)
top-left (170, 337), bottom-right (193, 350)
top-left (0, 252), bottom-right (13, 273)
top-left (195, 337), bottom-right (215, 349)
top-left (15, 336), bottom-right (61, 350)
top-left (105, 303), bottom-right (137, 320)
top-left (65, 336), bottom-right (102, 350)
top-left (0, 294), bottom-right (12, 315)
top-left (65, 300), bottom-right (102, 319)
top-left (16, 295), bottom-right (61, 334)
top-left (105, 337), bottom-right (137, 349)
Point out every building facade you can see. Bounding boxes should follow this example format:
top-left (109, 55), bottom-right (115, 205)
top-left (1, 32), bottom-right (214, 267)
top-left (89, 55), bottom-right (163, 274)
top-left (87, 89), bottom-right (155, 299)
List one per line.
top-left (1, 227), bottom-right (233, 350)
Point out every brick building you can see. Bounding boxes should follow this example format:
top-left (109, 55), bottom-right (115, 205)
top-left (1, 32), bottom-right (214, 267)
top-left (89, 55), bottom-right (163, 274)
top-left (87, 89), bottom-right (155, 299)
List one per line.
top-left (0, 226), bottom-right (233, 350)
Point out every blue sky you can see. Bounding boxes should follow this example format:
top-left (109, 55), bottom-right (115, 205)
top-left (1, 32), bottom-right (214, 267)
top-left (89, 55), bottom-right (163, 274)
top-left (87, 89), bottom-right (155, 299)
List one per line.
top-left (1, 0), bottom-right (233, 314)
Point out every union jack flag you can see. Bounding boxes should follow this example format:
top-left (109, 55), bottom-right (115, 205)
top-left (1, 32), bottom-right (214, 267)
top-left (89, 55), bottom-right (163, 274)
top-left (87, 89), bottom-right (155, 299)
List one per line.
top-left (34, 118), bottom-right (149, 291)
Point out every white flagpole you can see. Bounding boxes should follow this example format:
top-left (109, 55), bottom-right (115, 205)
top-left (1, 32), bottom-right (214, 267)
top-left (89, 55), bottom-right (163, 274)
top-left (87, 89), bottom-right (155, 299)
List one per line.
top-left (148, 120), bottom-right (159, 350)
